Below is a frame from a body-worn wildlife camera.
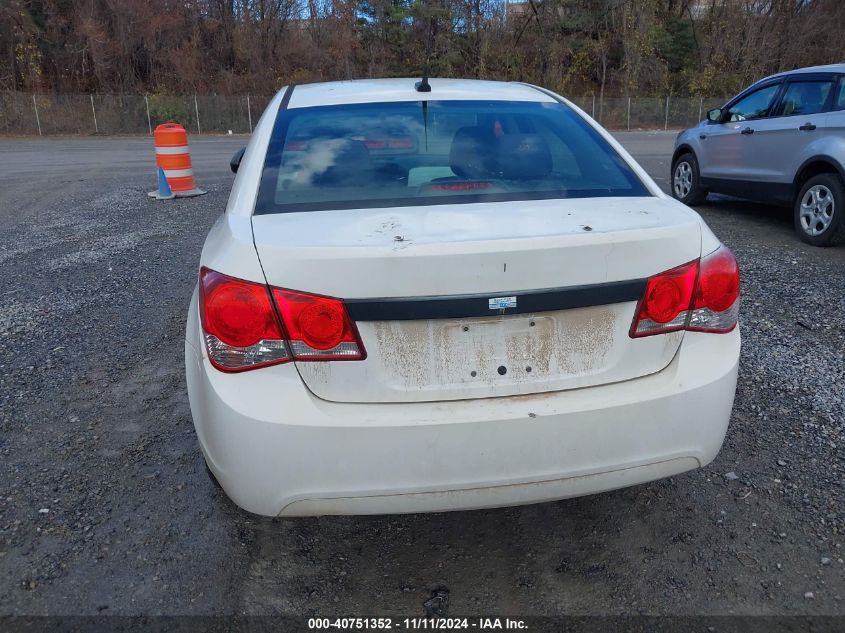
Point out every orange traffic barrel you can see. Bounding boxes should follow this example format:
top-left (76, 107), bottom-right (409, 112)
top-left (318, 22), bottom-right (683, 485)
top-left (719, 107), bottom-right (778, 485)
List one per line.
top-left (148, 123), bottom-right (206, 199)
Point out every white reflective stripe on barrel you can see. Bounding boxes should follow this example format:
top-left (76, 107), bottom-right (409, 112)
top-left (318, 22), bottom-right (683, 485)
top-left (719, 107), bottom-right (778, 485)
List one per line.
top-left (155, 145), bottom-right (190, 155)
top-left (163, 168), bottom-right (195, 178)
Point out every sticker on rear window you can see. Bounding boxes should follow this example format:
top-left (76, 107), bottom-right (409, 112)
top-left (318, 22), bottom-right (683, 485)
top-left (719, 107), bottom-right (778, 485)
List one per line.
top-left (488, 296), bottom-right (517, 310)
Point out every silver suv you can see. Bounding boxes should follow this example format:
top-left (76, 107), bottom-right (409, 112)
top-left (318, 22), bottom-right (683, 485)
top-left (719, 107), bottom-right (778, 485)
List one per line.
top-left (672, 64), bottom-right (845, 246)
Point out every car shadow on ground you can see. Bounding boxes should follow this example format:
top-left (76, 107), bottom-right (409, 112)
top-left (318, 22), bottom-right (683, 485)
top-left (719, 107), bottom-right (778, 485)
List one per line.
top-left (696, 195), bottom-right (796, 240)
top-left (214, 469), bottom-right (742, 615)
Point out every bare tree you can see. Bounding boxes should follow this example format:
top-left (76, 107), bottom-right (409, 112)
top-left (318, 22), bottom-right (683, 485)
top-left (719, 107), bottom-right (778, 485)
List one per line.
top-left (2, 0), bottom-right (844, 96)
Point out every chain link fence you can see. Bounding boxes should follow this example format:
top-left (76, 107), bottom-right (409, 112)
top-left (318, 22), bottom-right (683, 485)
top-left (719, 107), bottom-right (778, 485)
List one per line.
top-left (0, 93), bottom-right (726, 136)
top-left (569, 96), bottom-right (726, 130)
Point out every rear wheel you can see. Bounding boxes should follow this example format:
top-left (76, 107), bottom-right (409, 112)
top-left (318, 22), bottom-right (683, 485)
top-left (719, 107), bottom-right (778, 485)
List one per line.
top-left (794, 173), bottom-right (845, 246)
top-left (671, 153), bottom-right (707, 205)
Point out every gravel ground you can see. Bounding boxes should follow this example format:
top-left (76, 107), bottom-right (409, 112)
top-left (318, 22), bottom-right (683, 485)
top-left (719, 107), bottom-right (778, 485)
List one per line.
top-left (0, 133), bottom-right (843, 618)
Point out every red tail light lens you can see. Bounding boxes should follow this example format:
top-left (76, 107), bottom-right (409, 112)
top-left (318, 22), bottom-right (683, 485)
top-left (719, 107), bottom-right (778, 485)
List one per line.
top-left (630, 260), bottom-right (698, 336)
top-left (298, 302), bottom-right (345, 349)
top-left (689, 246), bottom-right (740, 333)
top-left (272, 289), bottom-right (366, 360)
top-left (198, 269), bottom-right (367, 370)
top-left (630, 246), bottom-right (739, 337)
top-left (199, 268), bottom-right (289, 371)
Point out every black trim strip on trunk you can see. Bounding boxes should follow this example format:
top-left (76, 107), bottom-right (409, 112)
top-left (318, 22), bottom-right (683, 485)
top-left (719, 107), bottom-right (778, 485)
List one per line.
top-left (344, 279), bottom-right (647, 321)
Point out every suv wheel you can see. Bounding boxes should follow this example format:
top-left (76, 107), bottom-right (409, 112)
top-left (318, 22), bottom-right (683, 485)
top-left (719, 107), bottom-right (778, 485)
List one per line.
top-left (671, 153), bottom-right (707, 205)
top-left (794, 173), bottom-right (845, 246)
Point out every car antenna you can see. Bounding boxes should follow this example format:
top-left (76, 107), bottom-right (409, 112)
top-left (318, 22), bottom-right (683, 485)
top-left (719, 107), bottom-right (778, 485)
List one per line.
top-left (417, 3), bottom-right (434, 150)
top-left (415, 3), bottom-right (434, 93)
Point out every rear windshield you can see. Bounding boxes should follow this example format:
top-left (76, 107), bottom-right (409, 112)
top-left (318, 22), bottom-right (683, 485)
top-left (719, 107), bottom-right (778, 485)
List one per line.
top-left (255, 100), bottom-right (649, 214)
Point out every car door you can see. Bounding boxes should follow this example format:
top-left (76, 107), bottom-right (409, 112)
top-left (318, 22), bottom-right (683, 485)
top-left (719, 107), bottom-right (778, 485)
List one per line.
top-left (825, 75), bottom-right (845, 146)
top-left (740, 73), bottom-right (836, 202)
top-left (697, 81), bottom-right (783, 198)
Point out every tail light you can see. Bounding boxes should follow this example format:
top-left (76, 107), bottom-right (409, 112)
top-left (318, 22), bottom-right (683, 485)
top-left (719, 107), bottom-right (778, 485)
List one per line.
top-left (630, 260), bottom-right (699, 336)
top-left (199, 269), bottom-right (290, 372)
top-left (688, 246), bottom-right (740, 333)
top-left (272, 289), bottom-right (366, 360)
top-left (630, 246), bottom-right (739, 338)
top-left (199, 268), bottom-right (365, 372)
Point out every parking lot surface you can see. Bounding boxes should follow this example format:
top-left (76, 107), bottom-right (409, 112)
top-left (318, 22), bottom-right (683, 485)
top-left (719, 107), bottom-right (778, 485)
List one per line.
top-left (0, 132), bottom-right (843, 616)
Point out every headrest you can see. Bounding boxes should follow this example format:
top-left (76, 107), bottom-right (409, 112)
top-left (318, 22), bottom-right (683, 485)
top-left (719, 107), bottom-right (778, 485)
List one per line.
top-left (497, 134), bottom-right (552, 180)
top-left (449, 126), bottom-right (497, 179)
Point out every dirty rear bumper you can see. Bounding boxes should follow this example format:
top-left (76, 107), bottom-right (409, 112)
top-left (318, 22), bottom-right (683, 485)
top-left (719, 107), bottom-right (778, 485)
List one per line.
top-left (185, 318), bottom-right (739, 517)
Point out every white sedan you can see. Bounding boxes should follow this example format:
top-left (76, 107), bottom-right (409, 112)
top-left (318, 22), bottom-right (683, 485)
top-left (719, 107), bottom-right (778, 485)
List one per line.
top-left (185, 78), bottom-right (740, 517)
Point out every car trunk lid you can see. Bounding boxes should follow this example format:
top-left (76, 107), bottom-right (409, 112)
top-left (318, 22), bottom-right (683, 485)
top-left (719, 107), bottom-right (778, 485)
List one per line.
top-left (252, 197), bottom-right (701, 403)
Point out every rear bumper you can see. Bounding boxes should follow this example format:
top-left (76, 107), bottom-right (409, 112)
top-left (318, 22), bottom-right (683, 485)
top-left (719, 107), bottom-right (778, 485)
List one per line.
top-left (186, 324), bottom-right (739, 517)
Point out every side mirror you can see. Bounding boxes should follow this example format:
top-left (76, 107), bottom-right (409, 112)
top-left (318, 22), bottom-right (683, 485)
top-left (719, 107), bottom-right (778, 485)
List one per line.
top-left (706, 108), bottom-right (723, 123)
top-left (230, 147), bottom-right (246, 174)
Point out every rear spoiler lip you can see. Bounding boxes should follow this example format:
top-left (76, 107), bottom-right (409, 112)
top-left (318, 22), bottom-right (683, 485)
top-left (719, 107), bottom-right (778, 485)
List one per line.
top-left (344, 278), bottom-right (647, 321)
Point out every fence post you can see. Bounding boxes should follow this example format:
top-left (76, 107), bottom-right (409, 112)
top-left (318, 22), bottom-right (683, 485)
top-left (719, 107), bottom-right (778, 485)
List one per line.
top-left (90, 94), bottom-right (98, 134)
top-left (591, 94), bottom-right (595, 119)
top-left (194, 95), bottom-right (201, 135)
top-left (247, 94), bottom-right (252, 133)
top-left (664, 96), bottom-right (670, 130)
top-left (698, 96), bottom-right (703, 122)
top-left (144, 95), bottom-right (152, 135)
top-left (627, 97), bottom-right (631, 131)
top-left (32, 94), bottom-right (42, 136)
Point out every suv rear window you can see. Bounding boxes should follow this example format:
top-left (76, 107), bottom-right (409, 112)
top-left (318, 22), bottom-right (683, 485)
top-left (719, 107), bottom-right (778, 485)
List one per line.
top-left (255, 100), bottom-right (649, 214)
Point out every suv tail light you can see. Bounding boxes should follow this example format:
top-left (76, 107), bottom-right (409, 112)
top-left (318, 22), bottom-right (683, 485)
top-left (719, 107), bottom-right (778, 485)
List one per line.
top-left (630, 246), bottom-right (739, 337)
top-left (199, 268), bottom-right (365, 372)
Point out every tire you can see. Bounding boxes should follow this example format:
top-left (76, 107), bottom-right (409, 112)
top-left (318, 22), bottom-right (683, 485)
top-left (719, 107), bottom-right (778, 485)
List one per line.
top-left (671, 152), bottom-right (707, 206)
top-left (794, 173), bottom-right (845, 247)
